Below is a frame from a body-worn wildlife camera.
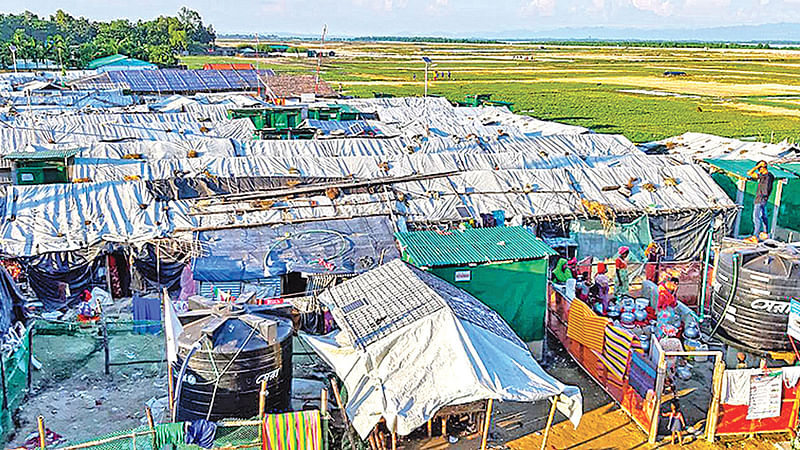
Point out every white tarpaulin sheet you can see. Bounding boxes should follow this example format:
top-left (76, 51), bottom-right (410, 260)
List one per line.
top-left (302, 260), bottom-right (582, 438)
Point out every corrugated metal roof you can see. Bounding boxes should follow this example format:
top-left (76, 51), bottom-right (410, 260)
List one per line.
top-left (5, 148), bottom-right (79, 160)
top-left (704, 158), bottom-right (798, 180)
top-left (396, 226), bottom-right (555, 267)
top-left (87, 54), bottom-right (154, 69)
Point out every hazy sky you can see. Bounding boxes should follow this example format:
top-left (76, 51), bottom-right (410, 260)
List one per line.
top-left (5, 0), bottom-right (800, 35)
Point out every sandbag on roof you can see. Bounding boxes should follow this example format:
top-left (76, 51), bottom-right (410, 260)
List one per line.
top-left (302, 259), bottom-right (582, 438)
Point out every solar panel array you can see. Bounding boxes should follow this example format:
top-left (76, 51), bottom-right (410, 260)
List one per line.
top-left (96, 69), bottom-right (274, 93)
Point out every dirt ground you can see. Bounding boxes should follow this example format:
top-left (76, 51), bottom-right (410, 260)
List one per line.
top-left (5, 331), bottom-right (795, 450)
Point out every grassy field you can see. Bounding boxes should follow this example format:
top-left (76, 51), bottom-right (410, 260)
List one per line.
top-left (183, 41), bottom-right (800, 143)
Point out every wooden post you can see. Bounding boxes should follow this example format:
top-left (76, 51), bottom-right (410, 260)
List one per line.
top-left (540, 397), bottom-right (558, 450)
top-left (441, 416), bottom-right (446, 437)
top-left (480, 399), bottom-right (494, 450)
top-left (0, 350), bottom-right (7, 412)
top-left (37, 415), bottom-right (46, 450)
top-left (321, 389), bottom-right (329, 450)
top-left (771, 178), bottom-right (786, 235)
top-left (94, 296), bottom-right (110, 376)
top-left (258, 379), bottom-right (267, 418)
top-left (330, 378), bottom-right (357, 450)
top-left (391, 425), bottom-right (397, 450)
top-left (732, 178), bottom-right (746, 237)
top-left (146, 406), bottom-right (155, 428)
top-left (705, 356), bottom-right (726, 443)
top-left (648, 350), bottom-right (667, 444)
top-left (146, 407), bottom-right (156, 449)
top-left (167, 363), bottom-right (175, 422)
top-left (426, 419), bottom-right (432, 438)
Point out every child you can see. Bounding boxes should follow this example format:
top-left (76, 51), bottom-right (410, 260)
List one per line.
top-left (662, 402), bottom-right (686, 445)
top-left (615, 246), bottom-right (630, 297)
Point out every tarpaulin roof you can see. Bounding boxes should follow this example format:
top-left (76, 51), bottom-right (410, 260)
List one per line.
top-left (396, 227), bottom-right (555, 267)
top-left (644, 132), bottom-right (800, 163)
top-left (193, 216), bottom-right (399, 280)
top-left (704, 158), bottom-right (799, 180)
top-left (302, 259), bottom-right (582, 438)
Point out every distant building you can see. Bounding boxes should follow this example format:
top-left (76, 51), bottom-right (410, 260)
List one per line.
top-left (260, 74), bottom-right (339, 103)
top-left (203, 63), bottom-right (255, 70)
top-left (86, 54), bottom-right (157, 72)
top-left (5, 59), bottom-right (59, 71)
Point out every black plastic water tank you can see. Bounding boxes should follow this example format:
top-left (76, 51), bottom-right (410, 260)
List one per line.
top-left (174, 304), bottom-right (294, 421)
top-left (710, 245), bottom-right (800, 351)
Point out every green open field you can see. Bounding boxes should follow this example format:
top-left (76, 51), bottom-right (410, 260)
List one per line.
top-left (183, 41), bottom-right (800, 143)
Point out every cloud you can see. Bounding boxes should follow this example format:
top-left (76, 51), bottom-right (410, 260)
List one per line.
top-left (351, 0), bottom-right (408, 11)
top-left (260, 0), bottom-right (287, 14)
top-left (522, 0), bottom-right (557, 16)
top-left (631, 0), bottom-right (674, 15)
top-left (427, 0), bottom-right (449, 12)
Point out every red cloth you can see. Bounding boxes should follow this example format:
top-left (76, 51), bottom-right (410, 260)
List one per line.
top-left (615, 257), bottom-right (628, 270)
top-left (657, 283), bottom-right (677, 310)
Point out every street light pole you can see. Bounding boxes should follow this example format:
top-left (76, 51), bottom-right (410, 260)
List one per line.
top-left (424, 61), bottom-right (428, 97)
top-left (422, 56), bottom-right (432, 98)
top-left (9, 44), bottom-right (17, 74)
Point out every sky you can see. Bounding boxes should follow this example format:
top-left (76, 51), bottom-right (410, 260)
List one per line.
top-left (5, 0), bottom-right (800, 36)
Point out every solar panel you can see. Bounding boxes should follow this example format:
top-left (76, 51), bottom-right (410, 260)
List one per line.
top-left (93, 69), bottom-right (267, 93)
top-left (160, 70), bottom-right (191, 91)
top-left (201, 69), bottom-right (234, 90)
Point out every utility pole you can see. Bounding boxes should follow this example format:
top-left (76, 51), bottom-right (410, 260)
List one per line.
top-left (255, 33), bottom-right (261, 97)
top-left (315, 24), bottom-right (327, 96)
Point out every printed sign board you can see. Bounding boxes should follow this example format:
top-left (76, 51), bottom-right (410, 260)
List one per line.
top-left (454, 270), bottom-right (471, 282)
top-left (788, 298), bottom-right (800, 341)
top-left (747, 373), bottom-right (783, 420)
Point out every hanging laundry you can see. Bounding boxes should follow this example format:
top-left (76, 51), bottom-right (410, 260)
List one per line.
top-left (566, 299), bottom-right (609, 354)
top-left (783, 366), bottom-right (800, 388)
top-left (629, 351), bottom-right (657, 398)
top-left (153, 422), bottom-right (185, 450)
top-left (262, 410), bottom-right (322, 450)
top-left (185, 419), bottom-right (217, 449)
top-left (132, 295), bottom-right (161, 334)
top-left (721, 369), bottom-right (759, 406)
top-left (600, 325), bottom-right (639, 382)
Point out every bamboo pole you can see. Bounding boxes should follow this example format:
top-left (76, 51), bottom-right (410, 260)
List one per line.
top-left (330, 378), bottom-right (357, 450)
top-left (320, 388), bottom-right (328, 415)
top-left (706, 356), bottom-right (726, 442)
top-left (320, 389), bottom-right (329, 450)
top-left (258, 379), bottom-right (267, 418)
top-left (540, 397), bottom-right (558, 450)
top-left (480, 399), bottom-right (494, 450)
top-left (146, 407), bottom-right (156, 450)
top-left (37, 415), bottom-right (46, 450)
top-left (391, 425), bottom-right (397, 450)
top-left (648, 349), bottom-right (668, 444)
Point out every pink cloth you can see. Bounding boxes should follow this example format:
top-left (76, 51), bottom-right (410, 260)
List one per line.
top-left (178, 264), bottom-right (198, 301)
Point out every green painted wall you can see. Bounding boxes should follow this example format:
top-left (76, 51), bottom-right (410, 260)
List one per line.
top-left (430, 259), bottom-right (548, 342)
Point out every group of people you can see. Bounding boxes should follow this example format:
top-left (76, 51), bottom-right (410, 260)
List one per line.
top-left (552, 246), bottom-right (632, 312)
top-left (552, 244), bottom-right (682, 316)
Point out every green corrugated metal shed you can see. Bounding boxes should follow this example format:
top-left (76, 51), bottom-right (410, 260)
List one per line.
top-left (5, 149), bottom-right (79, 160)
top-left (704, 159), bottom-right (798, 179)
top-left (87, 54), bottom-right (153, 69)
top-left (396, 227), bottom-right (555, 267)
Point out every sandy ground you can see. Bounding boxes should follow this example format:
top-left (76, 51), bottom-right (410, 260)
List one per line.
top-left (5, 332), bottom-right (794, 450)
top-left (7, 331), bottom-right (168, 448)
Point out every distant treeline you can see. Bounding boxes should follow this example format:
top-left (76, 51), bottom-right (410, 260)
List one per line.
top-left (347, 36), bottom-right (502, 44)
top-left (0, 8), bottom-right (216, 68)
top-left (522, 40), bottom-right (798, 49)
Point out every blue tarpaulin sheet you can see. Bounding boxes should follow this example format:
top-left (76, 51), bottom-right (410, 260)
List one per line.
top-left (193, 216), bottom-right (399, 281)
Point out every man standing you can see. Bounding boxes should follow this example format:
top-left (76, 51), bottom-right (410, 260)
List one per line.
top-left (747, 160), bottom-right (775, 238)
